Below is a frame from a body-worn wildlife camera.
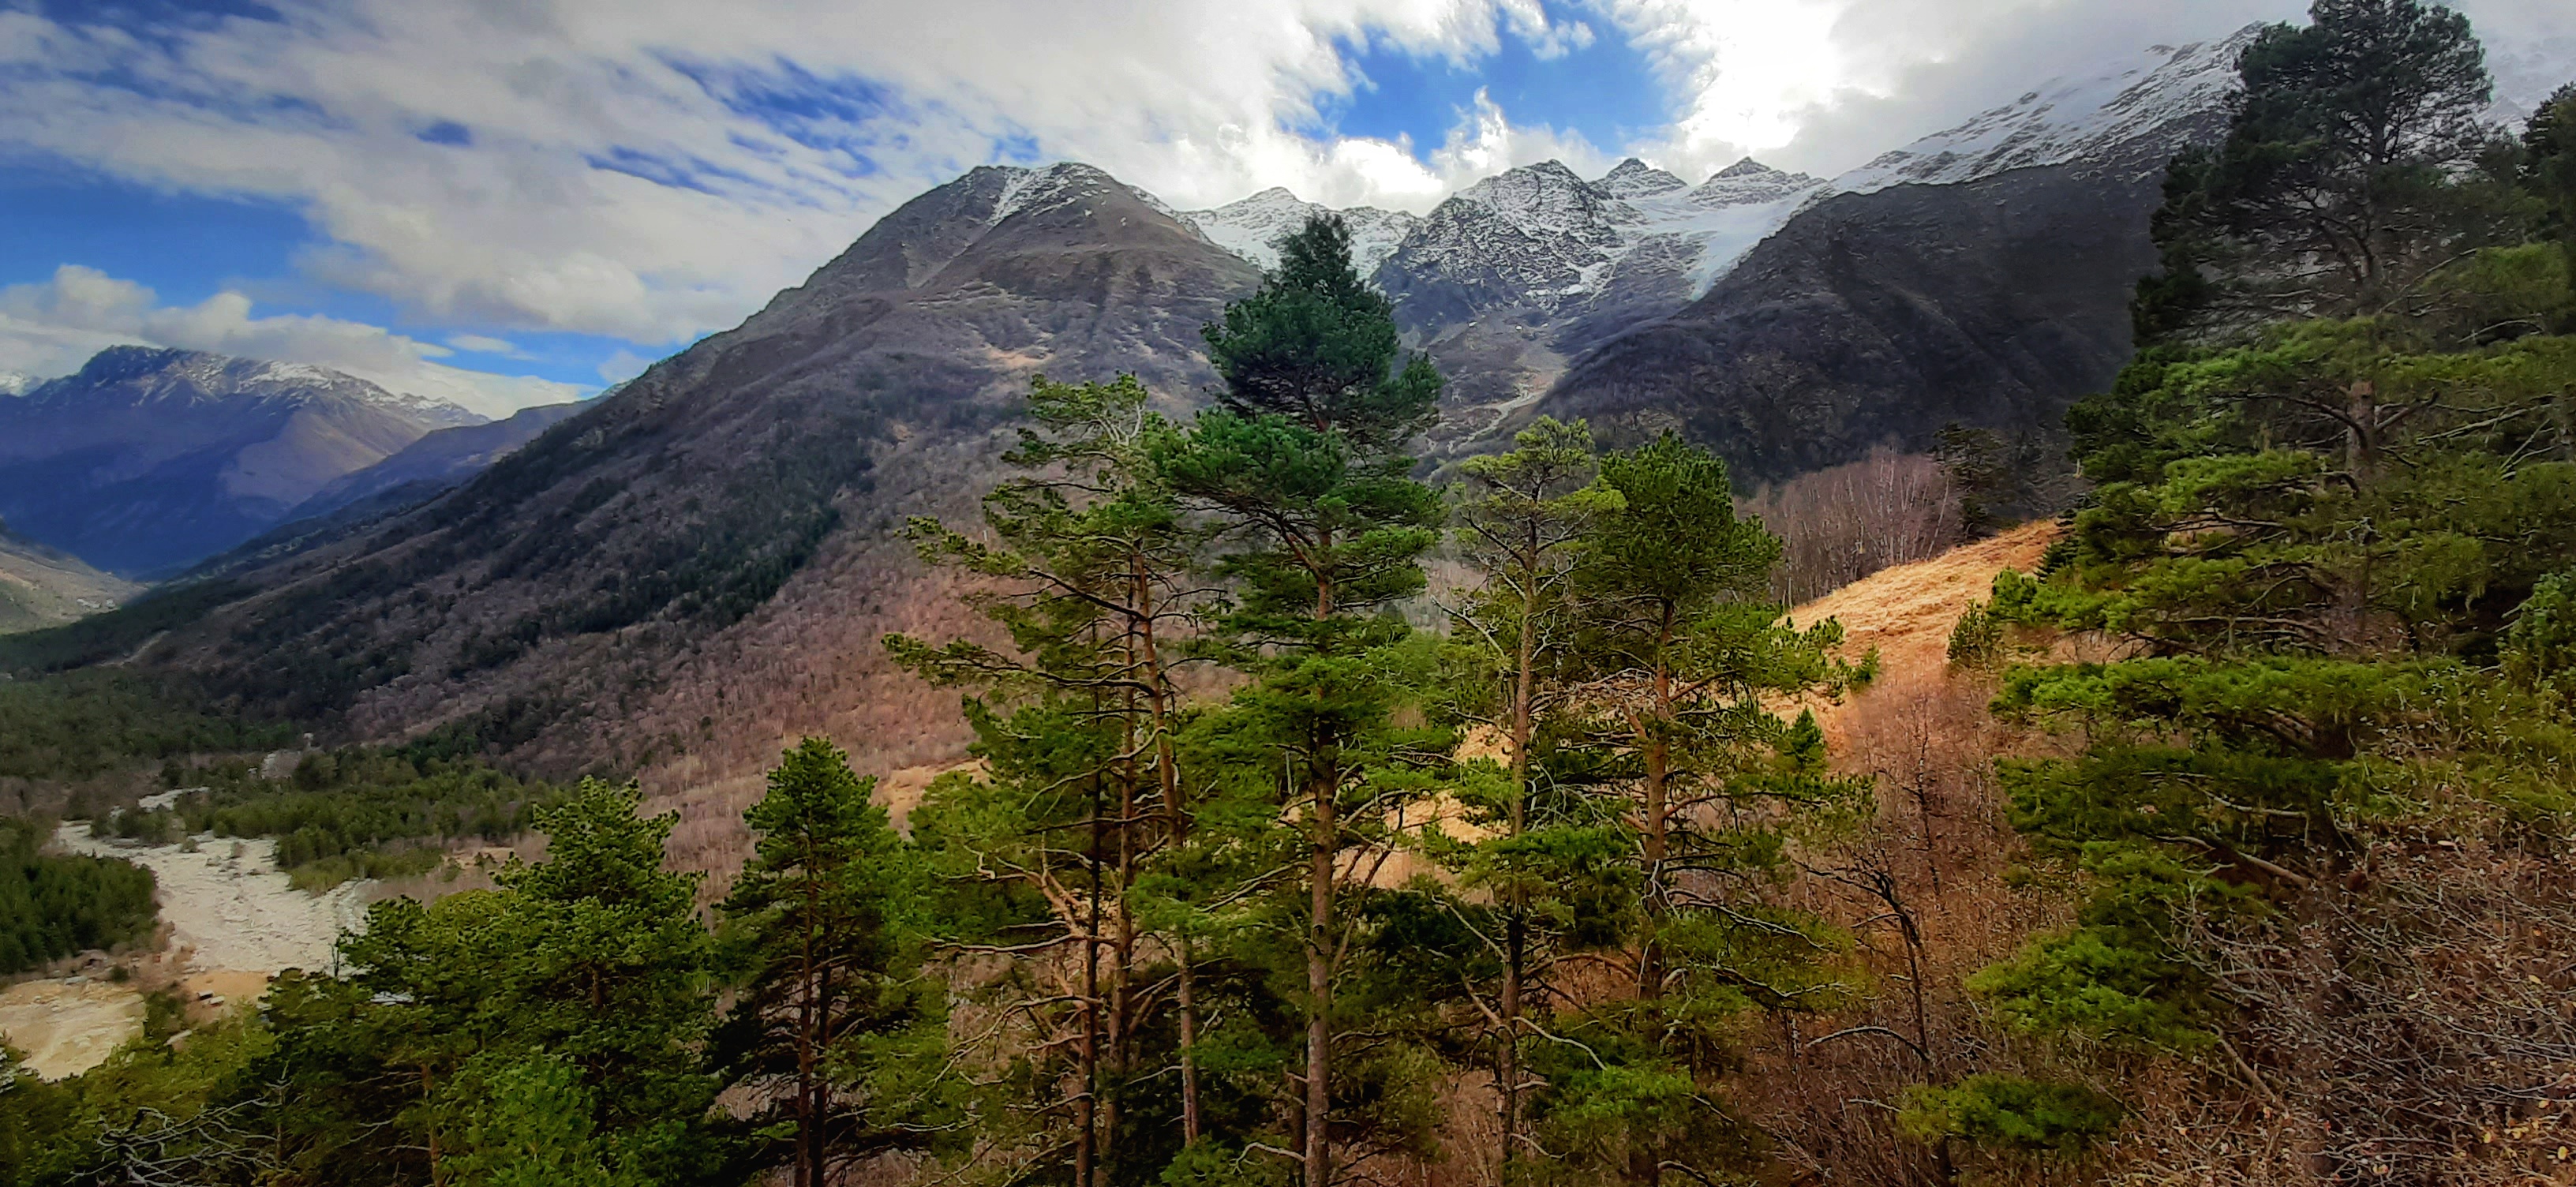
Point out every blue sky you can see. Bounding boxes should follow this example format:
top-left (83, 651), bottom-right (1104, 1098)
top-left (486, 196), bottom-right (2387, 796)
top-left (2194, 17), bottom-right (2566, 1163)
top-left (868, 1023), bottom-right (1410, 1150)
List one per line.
top-left (1, 0), bottom-right (2568, 414)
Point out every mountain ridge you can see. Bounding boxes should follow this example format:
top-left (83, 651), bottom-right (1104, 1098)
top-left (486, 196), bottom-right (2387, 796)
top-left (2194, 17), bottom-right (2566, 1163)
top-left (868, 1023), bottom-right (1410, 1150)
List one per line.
top-left (0, 347), bottom-right (487, 575)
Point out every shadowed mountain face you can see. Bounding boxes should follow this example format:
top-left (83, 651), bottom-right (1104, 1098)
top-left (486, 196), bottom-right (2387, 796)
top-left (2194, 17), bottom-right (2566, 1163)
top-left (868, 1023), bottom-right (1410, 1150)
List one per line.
top-left (0, 347), bottom-right (481, 576)
top-left (107, 164), bottom-right (1257, 783)
top-left (0, 522), bottom-right (138, 634)
top-left (1527, 162), bottom-right (2172, 485)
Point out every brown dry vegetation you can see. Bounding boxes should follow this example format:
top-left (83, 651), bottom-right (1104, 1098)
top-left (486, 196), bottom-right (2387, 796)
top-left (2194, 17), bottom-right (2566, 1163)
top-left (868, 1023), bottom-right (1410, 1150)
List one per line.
top-left (1707, 521), bottom-right (2576, 1187)
top-left (1746, 450), bottom-right (1966, 607)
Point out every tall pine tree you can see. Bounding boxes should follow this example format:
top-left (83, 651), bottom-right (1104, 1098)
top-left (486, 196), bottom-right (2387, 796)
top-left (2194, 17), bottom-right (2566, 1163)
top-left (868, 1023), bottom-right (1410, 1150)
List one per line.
top-left (717, 738), bottom-right (942, 1187)
top-left (1162, 213), bottom-right (1446, 1187)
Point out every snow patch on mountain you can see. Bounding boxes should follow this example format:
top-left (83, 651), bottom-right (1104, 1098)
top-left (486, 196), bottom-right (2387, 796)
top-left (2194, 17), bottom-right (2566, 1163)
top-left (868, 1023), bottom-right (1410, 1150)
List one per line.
top-left (1181, 188), bottom-right (1421, 274)
top-left (0, 371), bottom-right (36, 397)
top-left (1835, 24), bottom-right (2257, 194)
top-left (985, 162), bottom-right (1132, 225)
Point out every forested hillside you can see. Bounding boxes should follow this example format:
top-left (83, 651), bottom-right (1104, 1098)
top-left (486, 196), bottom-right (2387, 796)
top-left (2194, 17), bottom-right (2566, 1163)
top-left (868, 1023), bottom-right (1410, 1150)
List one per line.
top-left (2, 3), bottom-right (2572, 1185)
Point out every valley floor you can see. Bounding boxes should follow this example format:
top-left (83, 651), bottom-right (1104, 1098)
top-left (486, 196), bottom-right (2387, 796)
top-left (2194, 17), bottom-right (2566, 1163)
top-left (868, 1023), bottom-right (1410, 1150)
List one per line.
top-left (0, 826), bottom-right (374, 1080)
top-left (58, 824), bottom-right (369, 976)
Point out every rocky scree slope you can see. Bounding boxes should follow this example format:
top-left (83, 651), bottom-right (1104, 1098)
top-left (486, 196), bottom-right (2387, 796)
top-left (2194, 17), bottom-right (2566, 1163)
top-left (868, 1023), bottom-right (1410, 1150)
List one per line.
top-left (0, 347), bottom-right (481, 576)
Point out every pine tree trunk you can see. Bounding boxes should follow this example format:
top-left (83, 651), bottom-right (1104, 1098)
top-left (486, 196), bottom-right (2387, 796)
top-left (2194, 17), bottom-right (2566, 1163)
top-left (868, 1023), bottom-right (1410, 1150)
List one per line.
top-left (1077, 767), bottom-right (1103, 1187)
top-left (798, 854), bottom-right (823, 1187)
top-left (1108, 679), bottom-right (1137, 1187)
top-left (1305, 564), bottom-right (1335, 1187)
top-left (1638, 609), bottom-right (1674, 1001)
top-left (1500, 583), bottom-right (1535, 1166)
top-left (1136, 557), bottom-right (1202, 1146)
top-left (1178, 938), bottom-right (1204, 1146)
top-left (1305, 762), bottom-right (1335, 1187)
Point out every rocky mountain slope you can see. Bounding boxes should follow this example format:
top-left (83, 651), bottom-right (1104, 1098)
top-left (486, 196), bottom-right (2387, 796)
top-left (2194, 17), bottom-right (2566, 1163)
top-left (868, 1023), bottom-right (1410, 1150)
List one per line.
top-left (59, 163), bottom-right (1257, 804)
top-left (1530, 160), bottom-right (2167, 484)
top-left (1518, 27), bottom-right (2258, 482)
top-left (1374, 155), bottom-right (1826, 448)
top-left (0, 348), bottom-right (483, 575)
top-left (283, 401), bottom-right (587, 525)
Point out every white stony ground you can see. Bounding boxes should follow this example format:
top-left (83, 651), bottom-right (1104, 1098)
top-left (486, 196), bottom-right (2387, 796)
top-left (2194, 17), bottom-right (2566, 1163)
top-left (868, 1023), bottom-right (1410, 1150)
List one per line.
top-left (58, 824), bottom-right (372, 975)
top-left (0, 826), bottom-right (377, 1080)
top-left (0, 979), bottom-right (144, 1080)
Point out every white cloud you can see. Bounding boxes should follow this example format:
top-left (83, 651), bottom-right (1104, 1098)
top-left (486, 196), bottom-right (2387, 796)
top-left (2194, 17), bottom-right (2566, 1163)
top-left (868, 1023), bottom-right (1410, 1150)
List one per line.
top-left (0, 0), bottom-right (1609, 349)
top-left (596, 348), bottom-right (654, 385)
top-left (446, 334), bottom-right (526, 357)
top-left (0, 265), bottom-right (586, 418)
top-left (1597, 0), bottom-right (2574, 180)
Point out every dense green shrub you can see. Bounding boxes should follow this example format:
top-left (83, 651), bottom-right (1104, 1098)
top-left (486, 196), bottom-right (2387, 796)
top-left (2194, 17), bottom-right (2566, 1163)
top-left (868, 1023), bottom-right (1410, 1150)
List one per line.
top-left (173, 748), bottom-right (567, 889)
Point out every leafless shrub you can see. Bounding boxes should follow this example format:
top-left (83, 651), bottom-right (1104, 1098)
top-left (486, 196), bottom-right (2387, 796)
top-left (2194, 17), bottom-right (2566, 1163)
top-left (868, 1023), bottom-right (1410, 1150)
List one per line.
top-left (1744, 450), bottom-right (1964, 605)
top-left (2117, 840), bottom-right (2576, 1186)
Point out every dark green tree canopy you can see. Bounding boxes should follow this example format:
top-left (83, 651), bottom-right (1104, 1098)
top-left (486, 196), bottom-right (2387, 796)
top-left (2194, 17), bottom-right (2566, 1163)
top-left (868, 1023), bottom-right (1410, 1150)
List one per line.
top-left (2136, 0), bottom-right (2510, 339)
top-left (1202, 214), bottom-right (1442, 451)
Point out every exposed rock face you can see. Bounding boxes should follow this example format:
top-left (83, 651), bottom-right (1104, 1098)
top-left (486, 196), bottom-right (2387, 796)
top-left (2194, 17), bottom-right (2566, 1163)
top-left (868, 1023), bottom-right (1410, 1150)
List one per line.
top-left (1369, 156), bottom-right (1827, 452)
top-left (0, 347), bottom-right (481, 575)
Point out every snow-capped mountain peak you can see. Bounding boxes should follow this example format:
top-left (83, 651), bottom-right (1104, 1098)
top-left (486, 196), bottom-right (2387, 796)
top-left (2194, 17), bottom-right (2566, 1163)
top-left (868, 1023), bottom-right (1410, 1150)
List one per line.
top-left (1595, 158), bottom-right (1689, 200)
top-left (0, 371), bottom-right (35, 397)
top-left (1453, 160), bottom-right (1622, 241)
top-left (1692, 159), bottom-right (1823, 208)
top-left (31, 346), bottom-right (483, 428)
top-left (1179, 187), bottom-right (1420, 274)
top-left (1377, 152), bottom-right (1831, 320)
top-left (1834, 24), bottom-right (2258, 194)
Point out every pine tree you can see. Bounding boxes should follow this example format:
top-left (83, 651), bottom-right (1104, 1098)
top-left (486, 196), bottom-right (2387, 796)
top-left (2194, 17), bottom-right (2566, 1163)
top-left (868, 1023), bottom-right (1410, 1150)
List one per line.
top-left (1163, 213), bottom-right (1446, 1187)
top-left (1972, 51), bottom-right (2576, 1160)
top-left (2137, 0), bottom-right (2506, 339)
top-left (1536, 432), bottom-right (1867, 1183)
top-left (717, 738), bottom-right (938, 1187)
top-left (2526, 84), bottom-right (2576, 301)
top-left (892, 373), bottom-right (1208, 1183)
top-left (159, 778), bottom-right (730, 1185)
top-left (1440, 417), bottom-right (1613, 1166)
